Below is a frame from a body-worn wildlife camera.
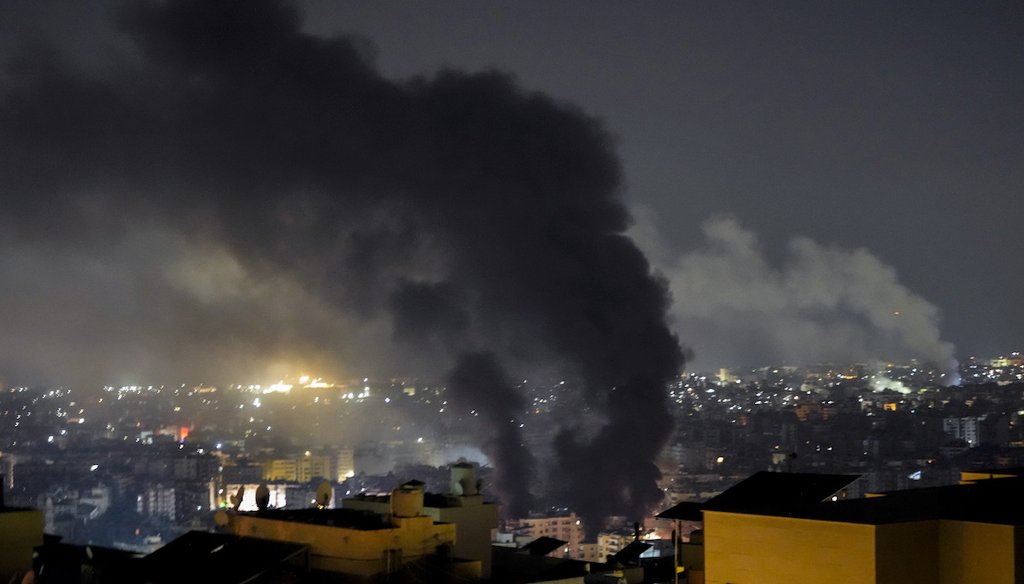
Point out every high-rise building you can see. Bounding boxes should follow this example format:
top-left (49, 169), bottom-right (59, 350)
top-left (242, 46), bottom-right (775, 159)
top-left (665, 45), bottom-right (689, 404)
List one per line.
top-left (943, 416), bottom-right (984, 447)
top-left (511, 512), bottom-right (585, 559)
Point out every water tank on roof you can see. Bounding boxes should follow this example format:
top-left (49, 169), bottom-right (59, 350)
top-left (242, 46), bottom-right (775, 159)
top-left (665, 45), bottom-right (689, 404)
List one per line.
top-left (451, 462), bottom-right (478, 496)
top-left (391, 484), bottom-right (424, 518)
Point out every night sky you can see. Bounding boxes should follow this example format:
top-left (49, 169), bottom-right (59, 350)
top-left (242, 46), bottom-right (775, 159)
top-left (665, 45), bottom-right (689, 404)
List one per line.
top-left (303, 1), bottom-right (1023, 368)
top-left (2, 0), bottom-right (1022, 387)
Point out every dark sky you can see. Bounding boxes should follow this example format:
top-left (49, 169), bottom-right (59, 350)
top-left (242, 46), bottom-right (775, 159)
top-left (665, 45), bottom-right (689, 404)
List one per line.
top-left (1, 0), bottom-right (1021, 387)
top-left (301, 1), bottom-right (1023, 364)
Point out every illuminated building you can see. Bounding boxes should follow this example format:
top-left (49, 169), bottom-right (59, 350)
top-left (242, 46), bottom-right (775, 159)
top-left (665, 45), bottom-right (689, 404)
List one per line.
top-left (0, 487), bottom-right (43, 583)
top-left (263, 458), bottom-right (298, 481)
top-left (296, 454), bottom-right (331, 483)
top-left (343, 463), bottom-right (500, 577)
top-left (137, 484), bottom-right (176, 520)
top-left (262, 453), bottom-right (331, 483)
top-left (335, 447), bottom-right (355, 481)
top-left (224, 481), bottom-right (468, 578)
top-left (223, 482), bottom-right (289, 511)
top-left (511, 511), bottom-right (585, 559)
top-left (943, 416), bottom-right (984, 447)
top-left (660, 470), bottom-right (1024, 584)
top-left (598, 527), bottom-right (640, 560)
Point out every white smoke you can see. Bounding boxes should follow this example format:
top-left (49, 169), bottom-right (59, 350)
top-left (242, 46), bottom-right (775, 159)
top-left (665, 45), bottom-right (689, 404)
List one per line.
top-left (636, 215), bottom-right (956, 374)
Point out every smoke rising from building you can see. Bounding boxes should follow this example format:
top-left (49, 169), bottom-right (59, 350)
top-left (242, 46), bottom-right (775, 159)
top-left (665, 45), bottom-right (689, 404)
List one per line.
top-left (0, 0), bottom-right (683, 526)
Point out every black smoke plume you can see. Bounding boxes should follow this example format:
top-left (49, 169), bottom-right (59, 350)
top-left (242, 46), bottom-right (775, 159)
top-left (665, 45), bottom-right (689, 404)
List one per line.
top-left (445, 352), bottom-right (534, 516)
top-left (0, 0), bottom-right (683, 526)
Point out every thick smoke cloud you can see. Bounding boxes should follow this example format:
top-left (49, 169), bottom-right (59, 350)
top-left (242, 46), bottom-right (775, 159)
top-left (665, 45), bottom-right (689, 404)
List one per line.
top-left (0, 1), bottom-right (682, 525)
top-left (649, 216), bottom-right (955, 372)
top-left (445, 352), bottom-right (534, 516)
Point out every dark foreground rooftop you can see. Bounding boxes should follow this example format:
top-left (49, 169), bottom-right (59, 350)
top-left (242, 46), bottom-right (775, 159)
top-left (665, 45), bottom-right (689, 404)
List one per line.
top-left (239, 507), bottom-right (395, 530)
top-left (658, 471), bottom-right (858, 521)
top-left (143, 531), bottom-right (308, 584)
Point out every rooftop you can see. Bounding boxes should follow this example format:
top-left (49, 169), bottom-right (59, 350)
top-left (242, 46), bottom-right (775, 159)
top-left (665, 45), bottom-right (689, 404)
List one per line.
top-left (664, 470), bottom-right (1024, 527)
top-left (793, 475), bottom-right (1024, 525)
top-left (658, 471), bottom-right (858, 521)
top-left (345, 490), bottom-right (488, 509)
top-left (238, 507), bottom-right (395, 530)
top-left (142, 531), bottom-right (308, 584)
top-left (520, 536), bottom-right (567, 556)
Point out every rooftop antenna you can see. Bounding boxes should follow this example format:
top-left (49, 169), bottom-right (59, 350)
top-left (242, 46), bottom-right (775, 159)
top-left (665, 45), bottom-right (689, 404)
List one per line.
top-left (255, 483), bottom-right (270, 511)
top-left (230, 486), bottom-right (245, 512)
top-left (315, 479), bottom-right (332, 509)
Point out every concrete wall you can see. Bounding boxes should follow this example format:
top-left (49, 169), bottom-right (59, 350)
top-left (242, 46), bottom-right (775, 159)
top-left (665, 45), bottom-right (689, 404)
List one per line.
top-left (875, 520), bottom-right (939, 583)
top-left (344, 496), bottom-right (500, 578)
top-left (703, 511), bottom-right (875, 584)
top-left (230, 513), bottom-right (456, 576)
top-left (938, 521), bottom-right (1015, 584)
top-left (0, 510), bottom-right (44, 582)
top-left (705, 511), bottom-right (1020, 584)
top-left (436, 502), bottom-right (500, 578)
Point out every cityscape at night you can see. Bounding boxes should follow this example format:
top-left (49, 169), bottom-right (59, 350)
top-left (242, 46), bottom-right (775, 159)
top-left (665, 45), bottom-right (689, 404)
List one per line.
top-left (2, 353), bottom-right (1023, 581)
top-left (1, 1), bottom-right (1022, 583)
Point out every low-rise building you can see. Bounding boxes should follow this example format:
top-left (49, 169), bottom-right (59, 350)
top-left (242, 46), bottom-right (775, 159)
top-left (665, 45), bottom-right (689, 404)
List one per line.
top-left (343, 463), bottom-right (500, 577)
top-left (225, 481), bottom-right (469, 579)
top-left (0, 488), bottom-right (44, 583)
top-left (659, 469), bottom-right (1024, 584)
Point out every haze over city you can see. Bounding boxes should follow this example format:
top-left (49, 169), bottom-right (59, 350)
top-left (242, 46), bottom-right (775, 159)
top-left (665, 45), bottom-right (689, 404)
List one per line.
top-left (2, 0), bottom-right (1020, 390)
top-left (0, 2), bottom-right (1022, 581)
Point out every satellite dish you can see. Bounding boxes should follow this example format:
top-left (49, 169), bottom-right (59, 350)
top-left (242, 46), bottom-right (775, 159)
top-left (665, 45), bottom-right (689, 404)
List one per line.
top-left (315, 480), bottom-right (332, 509)
top-left (230, 486), bottom-right (245, 511)
top-left (255, 484), bottom-right (270, 511)
top-left (214, 510), bottom-right (229, 527)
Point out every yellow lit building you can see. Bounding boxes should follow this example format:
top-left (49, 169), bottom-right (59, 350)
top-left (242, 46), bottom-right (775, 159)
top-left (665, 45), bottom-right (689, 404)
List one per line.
top-left (225, 482), bottom-right (467, 578)
top-left (598, 527), bottom-right (639, 560)
top-left (344, 464), bottom-right (500, 577)
top-left (959, 467), bottom-right (1023, 483)
top-left (660, 470), bottom-right (1024, 584)
top-left (0, 505), bottom-right (44, 582)
top-left (296, 454), bottom-right (330, 483)
top-left (262, 453), bottom-right (332, 483)
top-left (263, 458), bottom-right (298, 481)
top-left (335, 448), bottom-right (355, 481)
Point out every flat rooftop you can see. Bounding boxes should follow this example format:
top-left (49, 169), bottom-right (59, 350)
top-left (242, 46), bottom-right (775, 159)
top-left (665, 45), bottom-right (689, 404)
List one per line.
top-left (239, 507), bottom-right (395, 530)
top-left (658, 471), bottom-right (858, 521)
top-left (144, 531), bottom-right (308, 583)
top-left (693, 472), bottom-right (1024, 526)
top-left (345, 491), bottom-right (489, 509)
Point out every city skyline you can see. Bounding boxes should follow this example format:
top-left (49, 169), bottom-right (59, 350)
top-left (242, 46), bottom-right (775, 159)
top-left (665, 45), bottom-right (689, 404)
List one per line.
top-left (1, 3), bottom-right (1023, 580)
